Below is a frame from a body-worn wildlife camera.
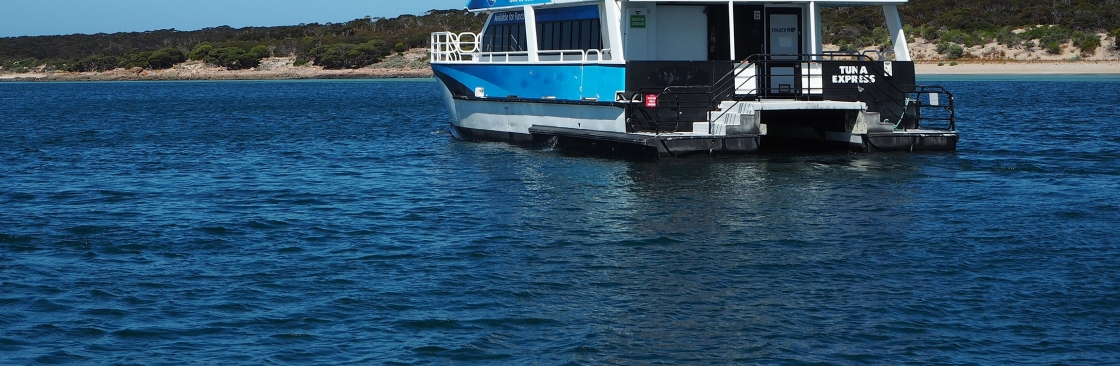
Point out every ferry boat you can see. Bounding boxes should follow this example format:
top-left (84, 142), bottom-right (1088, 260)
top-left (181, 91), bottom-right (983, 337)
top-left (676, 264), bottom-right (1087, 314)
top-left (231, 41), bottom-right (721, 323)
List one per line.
top-left (431, 0), bottom-right (958, 158)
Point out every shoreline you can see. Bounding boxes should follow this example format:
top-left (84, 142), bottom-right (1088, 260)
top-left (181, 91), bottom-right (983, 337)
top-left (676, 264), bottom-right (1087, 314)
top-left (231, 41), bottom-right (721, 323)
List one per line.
top-left (0, 69), bottom-right (435, 82)
top-left (4, 60), bottom-right (1119, 82)
top-left (913, 60), bottom-right (1120, 75)
top-left (0, 52), bottom-right (436, 82)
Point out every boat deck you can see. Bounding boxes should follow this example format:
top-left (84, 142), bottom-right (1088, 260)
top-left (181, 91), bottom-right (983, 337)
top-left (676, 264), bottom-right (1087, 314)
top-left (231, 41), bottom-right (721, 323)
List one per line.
top-left (529, 125), bottom-right (760, 159)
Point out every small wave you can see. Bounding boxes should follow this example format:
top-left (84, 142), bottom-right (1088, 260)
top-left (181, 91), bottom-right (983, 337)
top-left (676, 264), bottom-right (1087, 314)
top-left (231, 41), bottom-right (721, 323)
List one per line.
top-left (270, 333), bottom-right (316, 339)
top-left (27, 298), bottom-right (72, 313)
top-left (88, 289), bottom-right (124, 299)
top-left (101, 243), bottom-right (148, 255)
top-left (0, 313), bottom-right (25, 330)
top-left (95, 190), bottom-right (141, 204)
top-left (5, 192), bottom-right (35, 201)
top-left (0, 337), bottom-right (27, 347)
top-left (34, 351), bottom-right (92, 364)
top-left (412, 345), bottom-right (450, 353)
top-left (0, 233), bottom-right (37, 246)
top-left (394, 319), bottom-right (472, 330)
top-left (289, 198), bottom-right (328, 205)
top-left (111, 327), bottom-right (172, 340)
top-left (615, 236), bottom-right (684, 246)
top-left (72, 327), bottom-right (109, 338)
top-left (81, 308), bottom-right (128, 317)
top-left (470, 317), bottom-right (560, 329)
top-left (1053, 210), bottom-right (1089, 220)
top-left (276, 246), bottom-right (304, 253)
top-left (317, 278), bottom-right (355, 286)
top-left (244, 219), bottom-right (292, 230)
top-left (195, 225), bottom-right (240, 236)
top-left (374, 303), bottom-right (414, 312)
top-left (344, 229), bottom-right (381, 236)
top-left (213, 302), bottom-right (256, 313)
top-left (410, 345), bottom-right (513, 361)
top-left (65, 225), bottom-right (113, 235)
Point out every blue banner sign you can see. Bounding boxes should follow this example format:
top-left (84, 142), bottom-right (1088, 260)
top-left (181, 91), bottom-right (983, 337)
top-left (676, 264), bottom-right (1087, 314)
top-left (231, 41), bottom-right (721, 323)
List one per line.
top-left (467, 0), bottom-right (552, 11)
top-left (536, 5), bottom-right (599, 22)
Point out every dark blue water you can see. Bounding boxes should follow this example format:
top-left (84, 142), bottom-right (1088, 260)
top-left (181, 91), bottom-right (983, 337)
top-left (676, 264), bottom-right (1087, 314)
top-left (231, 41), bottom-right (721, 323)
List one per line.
top-left (2, 77), bottom-right (1119, 364)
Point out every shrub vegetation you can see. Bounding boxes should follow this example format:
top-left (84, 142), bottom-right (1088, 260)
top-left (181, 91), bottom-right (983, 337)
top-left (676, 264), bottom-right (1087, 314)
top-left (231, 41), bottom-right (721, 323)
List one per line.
top-left (1, 10), bottom-right (484, 71)
top-left (820, 0), bottom-right (1117, 58)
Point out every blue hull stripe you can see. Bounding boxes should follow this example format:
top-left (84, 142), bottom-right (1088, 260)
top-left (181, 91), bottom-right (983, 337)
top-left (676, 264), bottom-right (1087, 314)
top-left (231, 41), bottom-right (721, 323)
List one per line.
top-left (432, 64), bottom-right (625, 101)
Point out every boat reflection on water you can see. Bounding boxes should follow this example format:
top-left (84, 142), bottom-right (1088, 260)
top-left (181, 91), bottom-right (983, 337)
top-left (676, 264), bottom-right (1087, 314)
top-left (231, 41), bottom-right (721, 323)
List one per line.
top-left (440, 147), bottom-right (944, 358)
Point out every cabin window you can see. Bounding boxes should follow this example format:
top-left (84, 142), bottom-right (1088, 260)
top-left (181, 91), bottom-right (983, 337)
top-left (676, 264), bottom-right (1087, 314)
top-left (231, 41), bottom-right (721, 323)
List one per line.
top-left (534, 5), bottom-right (602, 51)
top-left (483, 11), bottom-right (528, 52)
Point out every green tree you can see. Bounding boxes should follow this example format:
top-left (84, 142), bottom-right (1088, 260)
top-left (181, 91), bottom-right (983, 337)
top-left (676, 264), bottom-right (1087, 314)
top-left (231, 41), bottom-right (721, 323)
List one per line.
top-left (205, 47), bottom-right (260, 69)
top-left (189, 43), bottom-right (213, 60)
top-left (936, 42), bottom-right (965, 59)
top-left (1044, 41), bottom-right (1062, 55)
top-left (308, 39), bottom-right (389, 69)
top-left (125, 51), bottom-right (153, 69)
top-left (1072, 31), bottom-right (1100, 56)
top-left (67, 54), bottom-right (123, 72)
top-left (249, 45), bottom-right (271, 59)
top-left (145, 48), bottom-right (186, 69)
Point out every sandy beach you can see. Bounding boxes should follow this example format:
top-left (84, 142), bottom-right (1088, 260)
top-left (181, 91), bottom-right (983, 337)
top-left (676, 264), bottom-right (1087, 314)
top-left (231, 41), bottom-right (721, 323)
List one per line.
top-left (908, 35), bottom-right (1120, 74)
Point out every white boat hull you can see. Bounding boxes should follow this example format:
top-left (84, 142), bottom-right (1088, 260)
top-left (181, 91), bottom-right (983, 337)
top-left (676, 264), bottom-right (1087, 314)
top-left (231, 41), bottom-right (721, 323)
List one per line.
top-left (437, 78), bottom-right (627, 142)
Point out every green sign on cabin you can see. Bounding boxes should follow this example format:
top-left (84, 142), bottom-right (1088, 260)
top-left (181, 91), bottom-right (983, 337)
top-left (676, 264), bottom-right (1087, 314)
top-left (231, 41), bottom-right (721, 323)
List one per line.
top-left (630, 15), bottom-right (646, 29)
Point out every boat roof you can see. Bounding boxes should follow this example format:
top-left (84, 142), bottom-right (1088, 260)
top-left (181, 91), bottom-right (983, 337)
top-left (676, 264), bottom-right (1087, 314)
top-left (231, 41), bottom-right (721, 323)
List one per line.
top-left (466, 0), bottom-right (907, 12)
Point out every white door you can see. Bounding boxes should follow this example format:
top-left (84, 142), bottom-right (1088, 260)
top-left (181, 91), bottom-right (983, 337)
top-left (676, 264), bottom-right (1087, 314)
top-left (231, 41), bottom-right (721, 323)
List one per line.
top-left (768, 13), bottom-right (800, 58)
top-left (767, 10), bottom-right (801, 95)
top-left (655, 6), bottom-right (707, 61)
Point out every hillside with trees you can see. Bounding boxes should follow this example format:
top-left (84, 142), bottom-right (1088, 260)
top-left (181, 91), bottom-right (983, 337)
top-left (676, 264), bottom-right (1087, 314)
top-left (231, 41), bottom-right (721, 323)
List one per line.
top-left (2, 1), bottom-right (1119, 74)
top-left (0, 9), bottom-right (485, 73)
top-left (824, 0), bottom-right (1119, 59)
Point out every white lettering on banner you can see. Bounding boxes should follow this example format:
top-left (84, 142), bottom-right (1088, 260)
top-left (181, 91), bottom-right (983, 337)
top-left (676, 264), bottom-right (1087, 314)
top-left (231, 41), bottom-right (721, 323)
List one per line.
top-left (493, 12), bottom-right (525, 23)
top-left (832, 65), bottom-right (877, 84)
top-left (770, 27), bottom-right (797, 33)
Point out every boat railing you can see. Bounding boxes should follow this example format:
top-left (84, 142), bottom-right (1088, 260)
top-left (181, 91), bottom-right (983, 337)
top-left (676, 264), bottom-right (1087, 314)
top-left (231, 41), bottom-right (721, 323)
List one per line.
top-left (818, 49), bottom-right (896, 61)
top-left (627, 86), bottom-right (718, 134)
top-left (537, 49), bottom-right (612, 62)
top-left (477, 52), bottom-right (533, 63)
top-left (431, 31), bottom-right (480, 62)
top-left (860, 49), bottom-right (897, 61)
top-left (431, 31), bottom-right (611, 64)
top-left (906, 85), bottom-right (956, 131)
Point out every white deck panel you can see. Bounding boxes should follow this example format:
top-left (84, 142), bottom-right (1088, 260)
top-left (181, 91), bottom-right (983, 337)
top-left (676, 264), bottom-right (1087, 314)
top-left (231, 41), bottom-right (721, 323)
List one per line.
top-left (722, 100), bottom-right (868, 112)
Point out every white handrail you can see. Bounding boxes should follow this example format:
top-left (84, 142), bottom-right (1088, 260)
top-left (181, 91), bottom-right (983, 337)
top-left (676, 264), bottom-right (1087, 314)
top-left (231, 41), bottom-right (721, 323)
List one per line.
top-left (431, 31), bottom-right (481, 62)
top-left (458, 32), bottom-right (479, 53)
top-left (432, 31), bottom-right (611, 64)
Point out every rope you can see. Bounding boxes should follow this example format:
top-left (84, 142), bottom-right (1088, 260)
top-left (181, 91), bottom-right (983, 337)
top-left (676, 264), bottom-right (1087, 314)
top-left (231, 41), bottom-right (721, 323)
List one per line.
top-left (894, 95), bottom-right (911, 130)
